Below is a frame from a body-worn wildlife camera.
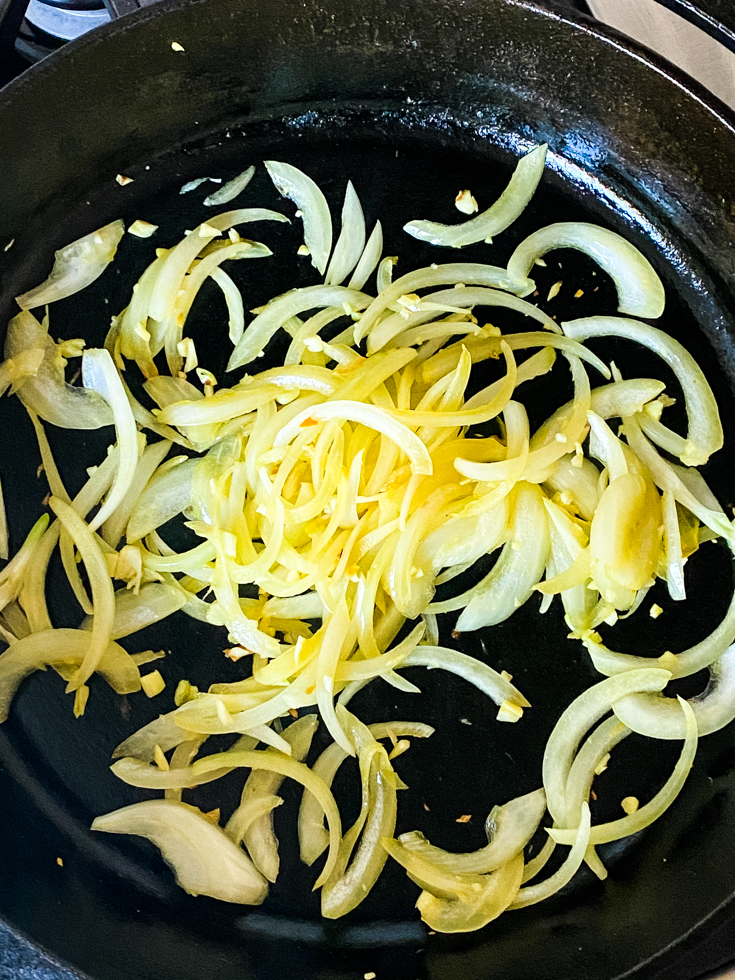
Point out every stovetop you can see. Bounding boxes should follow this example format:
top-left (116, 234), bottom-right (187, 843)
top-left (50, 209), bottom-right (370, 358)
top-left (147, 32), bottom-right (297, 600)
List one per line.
top-left (1, 0), bottom-right (735, 977)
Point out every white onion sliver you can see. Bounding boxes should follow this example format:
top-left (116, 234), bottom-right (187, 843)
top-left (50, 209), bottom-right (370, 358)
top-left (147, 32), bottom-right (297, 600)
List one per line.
top-left (348, 220), bottom-right (383, 290)
top-left (508, 223), bottom-right (665, 319)
top-left (92, 799), bottom-right (268, 904)
top-left (273, 400), bottom-right (433, 476)
top-left (325, 182), bottom-right (366, 286)
top-left (16, 220), bottom-right (125, 310)
top-left (203, 166), bottom-right (256, 207)
top-left (404, 144), bottom-right (547, 248)
top-left (81, 349), bottom-right (139, 533)
top-left (563, 316), bottom-right (722, 465)
top-left (265, 160), bottom-right (332, 275)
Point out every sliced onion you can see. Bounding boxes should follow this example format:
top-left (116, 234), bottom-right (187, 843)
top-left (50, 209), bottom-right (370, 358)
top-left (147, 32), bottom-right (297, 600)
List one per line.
top-left (354, 263), bottom-right (534, 344)
top-left (4, 312), bottom-right (112, 428)
top-left (112, 746), bottom-right (342, 887)
top-left (563, 316), bottom-right (722, 465)
top-left (325, 182), bottom-right (366, 286)
top-left (404, 144), bottom-right (547, 248)
top-left (101, 438), bottom-right (171, 548)
top-left (508, 223), bottom-right (665, 319)
top-left (16, 220), bottom-right (125, 310)
top-left (415, 850), bottom-right (524, 932)
top-left (321, 727), bottom-right (398, 917)
top-left (203, 166), bottom-right (256, 207)
top-left (226, 714), bottom-right (318, 882)
top-left (298, 721), bottom-right (433, 867)
top-left (126, 458), bottom-right (198, 543)
top-left (0, 628), bottom-right (141, 721)
top-left (623, 418), bottom-right (733, 544)
top-left (265, 160), bottom-right (332, 274)
top-left (543, 669), bottom-right (671, 826)
top-left (614, 646), bottom-right (735, 738)
top-left (509, 803), bottom-right (591, 909)
top-left (209, 266), bottom-right (246, 345)
top-left (81, 583), bottom-right (186, 639)
top-left (552, 698), bottom-right (696, 844)
top-left (394, 788), bottom-right (546, 875)
top-left (367, 286), bottom-right (557, 354)
top-left (92, 799), bottom-right (269, 904)
top-left (81, 349), bottom-right (139, 533)
top-left (227, 286), bottom-right (372, 370)
top-left (274, 400), bottom-right (433, 476)
top-left (48, 497), bottom-right (115, 691)
top-left (455, 482), bottom-right (551, 632)
top-left (396, 646), bottom-right (530, 710)
top-left (348, 220), bottom-right (383, 290)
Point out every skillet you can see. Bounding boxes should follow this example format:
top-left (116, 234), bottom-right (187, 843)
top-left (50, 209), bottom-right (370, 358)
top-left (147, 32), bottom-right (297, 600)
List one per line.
top-left (3, 1), bottom-right (735, 977)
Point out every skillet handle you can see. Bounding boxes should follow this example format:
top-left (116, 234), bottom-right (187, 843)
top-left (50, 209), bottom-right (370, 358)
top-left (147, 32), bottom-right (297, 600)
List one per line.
top-left (651, 0), bottom-right (735, 54)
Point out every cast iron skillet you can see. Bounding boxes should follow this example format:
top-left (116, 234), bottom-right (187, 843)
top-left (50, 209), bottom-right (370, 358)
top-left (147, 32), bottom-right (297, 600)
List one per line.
top-left (3, 1), bottom-right (735, 978)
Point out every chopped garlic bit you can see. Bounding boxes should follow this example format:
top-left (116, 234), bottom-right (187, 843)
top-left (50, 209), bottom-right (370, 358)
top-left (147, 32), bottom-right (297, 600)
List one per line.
top-left (547, 280), bottom-right (563, 301)
top-left (177, 337), bottom-right (198, 373)
top-left (128, 219), bottom-right (159, 239)
top-left (497, 700), bottom-right (524, 723)
top-left (115, 174), bottom-right (133, 186)
top-left (198, 222), bottom-right (220, 238)
top-left (455, 189), bottom-right (478, 214)
top-left (388, 739), bottom-right (410, 760)
top-left (456, 814), bottom-right (472, 824)
top-left (204, 808), bottom-right (221, 825)
top-left (574, 288), bottom-right (584, 299)
top-left (171, 40), bottom-right (185, 51)
top-left (56, 857), bottom-right (64, 867)
top-left (4, 239), bottom-right (14, 252)
top-left (364, 973), bottom-right (377, 980)
top-left (141, 670), bottom-right (166, 699)
top-left (621, 796), bottom-right (639, 815)
top-left (174, 680), bottom-right (198, 706)
top-left (297, 244), bottom-right (311, 256)
top-left (649, 603), bottom-right (664, 619)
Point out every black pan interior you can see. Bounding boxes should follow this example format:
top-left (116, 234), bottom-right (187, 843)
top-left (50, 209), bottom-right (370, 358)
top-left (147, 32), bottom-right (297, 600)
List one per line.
top-left (2, 3), bottom-right (735, 979)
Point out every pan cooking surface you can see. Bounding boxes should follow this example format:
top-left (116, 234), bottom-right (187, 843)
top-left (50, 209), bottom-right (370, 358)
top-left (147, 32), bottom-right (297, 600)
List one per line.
top-left (2, 122), bottom-right (735, 980)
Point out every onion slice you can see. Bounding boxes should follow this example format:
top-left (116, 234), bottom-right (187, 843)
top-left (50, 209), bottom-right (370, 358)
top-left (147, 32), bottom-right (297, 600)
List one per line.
top-left (508, 223), bottom-right (665, 319)
top-left (325, 182), bottom-right (366, 286)
top-left (203, 166), bottom-right (256, 207)
top-left (613, 646), bottom-right (735, 738)
top-left (543, 669), bottom-right (671, 826)
top-left (92, 799), bottom-right (269, 904)
top-left (563, 316), bottom-right (722, 465)
top-left (392, 788), bottom-right (546, 875)
top-left (81, 349), bottom-right (139, 533)
top-left (16, 220), bottom-right (125, 310)
top-left (265, 160), bottom-right (332, 274)
top-left (403, 144), bottom-right (547, 248)
top-left (551, 697), bottom-right (697, 844)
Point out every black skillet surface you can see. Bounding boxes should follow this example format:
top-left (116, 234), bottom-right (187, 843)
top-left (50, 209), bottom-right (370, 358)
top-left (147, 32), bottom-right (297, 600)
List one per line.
top-left (3, 1), bottom-right (735, 978)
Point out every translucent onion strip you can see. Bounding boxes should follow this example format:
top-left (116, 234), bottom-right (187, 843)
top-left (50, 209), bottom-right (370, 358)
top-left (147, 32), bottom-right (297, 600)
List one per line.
top-left (551, 698), bottom-right (696, 844)
top-left (614, 646), bottom-right (735, 738)
top-left (92, 799), bottom-right (269, 904)
top-left (325, 182), bottom-right (366, 286)
top-left (403, 144), bottom-right (547, 248)
top-left (81, 349), bottom-right (139, 532)
top-left (265, 160), bottom-right (332, 274)
top-left (563, 316), bottom-right (722, 465)
top-left (16, 220), bottom-right (125, 310)
top-left (508, 223), bottom-right (665, 319)
top-left (543, 669), bottom-right (671, 826)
